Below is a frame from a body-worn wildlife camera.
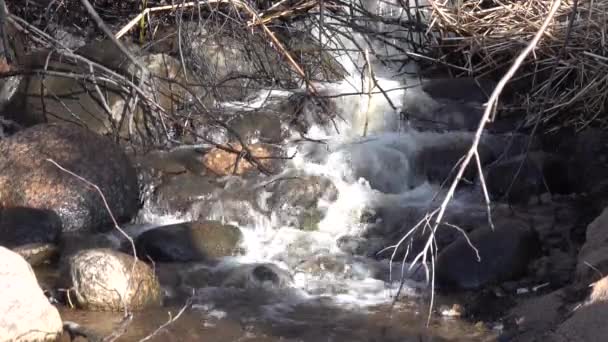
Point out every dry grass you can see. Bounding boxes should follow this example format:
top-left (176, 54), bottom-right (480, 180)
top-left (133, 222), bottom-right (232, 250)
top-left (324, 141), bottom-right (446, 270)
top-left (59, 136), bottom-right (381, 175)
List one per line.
top-left (427, 0), bottom-right (608, 131)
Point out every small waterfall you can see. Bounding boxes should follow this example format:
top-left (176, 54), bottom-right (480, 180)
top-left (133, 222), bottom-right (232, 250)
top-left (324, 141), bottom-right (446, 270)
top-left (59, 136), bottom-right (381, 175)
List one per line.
top-left (138, 0), bottom-right (480, 306)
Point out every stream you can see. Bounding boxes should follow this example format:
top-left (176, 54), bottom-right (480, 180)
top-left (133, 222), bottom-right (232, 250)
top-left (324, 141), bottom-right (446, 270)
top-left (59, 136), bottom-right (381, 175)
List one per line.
top-left (45, 1), bottom-right (557, 340)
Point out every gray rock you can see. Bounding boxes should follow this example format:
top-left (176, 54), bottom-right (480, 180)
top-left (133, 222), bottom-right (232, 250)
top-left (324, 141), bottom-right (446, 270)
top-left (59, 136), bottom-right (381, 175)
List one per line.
top-left (135, 221), bottom-right (243, 263)
top-left (66, 248), bottom-right (162, 311)
top-left (0, 207), bottom-right (62, 248)
top-left (0, 246), bottom-right (63, 341)
top-left (0, 123), bottom-right (140, 232)
top-left (435, 220), bottom-right (540, 290)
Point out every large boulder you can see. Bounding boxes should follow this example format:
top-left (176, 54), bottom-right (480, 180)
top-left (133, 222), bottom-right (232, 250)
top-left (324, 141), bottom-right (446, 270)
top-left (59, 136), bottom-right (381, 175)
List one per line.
top-left (135, 221), bottom-right (243, 263)
top-left (4, 41), bottom-right (193, 144)
top-left (0, 246), bottom-right (63, 341)
top-left (66, 248), bottom-right (161, 311)
top-left (0, 123), bottom-right (140, 232)
top-left (175, 22), bottom-right (345, 102)
top-left (0, 206), bottom-right (62, 248)
top-left (435, 219), bottom-right (540, 290)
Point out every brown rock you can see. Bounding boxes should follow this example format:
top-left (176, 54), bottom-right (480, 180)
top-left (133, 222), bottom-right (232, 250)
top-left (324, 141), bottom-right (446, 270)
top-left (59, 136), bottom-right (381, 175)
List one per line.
top-left (202, 143), bottom-right (280, 176)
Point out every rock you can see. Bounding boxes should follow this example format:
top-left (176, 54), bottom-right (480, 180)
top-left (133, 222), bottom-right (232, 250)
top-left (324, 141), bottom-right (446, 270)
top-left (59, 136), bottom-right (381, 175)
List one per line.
top-left (5, 42), bottom-right (193, 144)
top-left (151, 173), bottom-right (220, 214)
top-left (401, 78), bottom-right (523, 133)
top-left (0, 123), bottom-right (140, 232)
top-left (402, 79), bottom-right (488, 132)
top-left (505, 290), bottom-right (566, 341)
top-left (264, 175), bottom-right (337, 230)
top-left (138, 147), bottom-right (207, 176)
top-left (66, 248), bottom-right (161, 311)
top-left (548, 302), bottom-right (608, 342)
top-left (59, 232), bottom-right (118, 264)
top-left (181, 266), bottom-right (215, 289)
top-left (0, 21), bottom-right (26, 115)
top-left (177, 22), bottom-right (344, 102)
top-left (413, 136), bottom-right (495, 184)
top-left (485, 152), bottom-right (570, 204)
top-left (13, 243), bottom-right (59, 267)
top-left (226, 110), bottom-right (287, 145)
top-left (421, 78), bottom-right (495, 103)
top-left (135, 221), bottom-right (243, 262)
top-left (0, 207), bottom-right (62, 247)
top-left (336, 235), bottom-right (386, 257)
top-left (0, 246), bottom-right (63, 341)
top-left (576, 207), bottom-right (608, 284)
top-left (221, 263), bottom-right (293, 290)
top-left (542, 128), bottom-right (608, 195)
top-left (202, 143), bottom-right (283, 176)
top-left (362, 203), bottom-right (490, 261)
top-left (435, 220), bottom-right (540, 290)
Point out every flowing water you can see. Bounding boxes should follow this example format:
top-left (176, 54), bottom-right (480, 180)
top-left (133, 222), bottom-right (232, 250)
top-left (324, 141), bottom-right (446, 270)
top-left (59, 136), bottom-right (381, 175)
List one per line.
top-left (60, 1), bottom-right (506, 340)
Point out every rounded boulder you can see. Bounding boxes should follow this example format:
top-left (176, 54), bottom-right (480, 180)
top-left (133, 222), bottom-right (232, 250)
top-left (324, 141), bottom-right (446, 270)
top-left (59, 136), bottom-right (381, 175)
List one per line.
top-left (0, 246), bottom-right (63, 341)
top-left (0, 123), bottom-right (140, 232)
top-left (66, 248), bottom-right (161, 311)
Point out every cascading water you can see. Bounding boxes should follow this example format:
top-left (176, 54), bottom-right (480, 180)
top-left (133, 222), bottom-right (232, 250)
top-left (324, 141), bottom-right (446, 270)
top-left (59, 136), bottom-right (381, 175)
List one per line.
top-left (122, 1), bottom-right (503, 340)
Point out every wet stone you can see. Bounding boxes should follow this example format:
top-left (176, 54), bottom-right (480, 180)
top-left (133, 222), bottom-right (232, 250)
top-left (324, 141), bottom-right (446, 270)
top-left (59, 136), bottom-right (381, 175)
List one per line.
top-left (221, 263), bottom-right (293, 290)
top-left (264, 174), bottom-right (337, 230)
top-left (135, 220), bottom-right (244, 263)
top-left (151, 173), bottom-right (220, 214)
